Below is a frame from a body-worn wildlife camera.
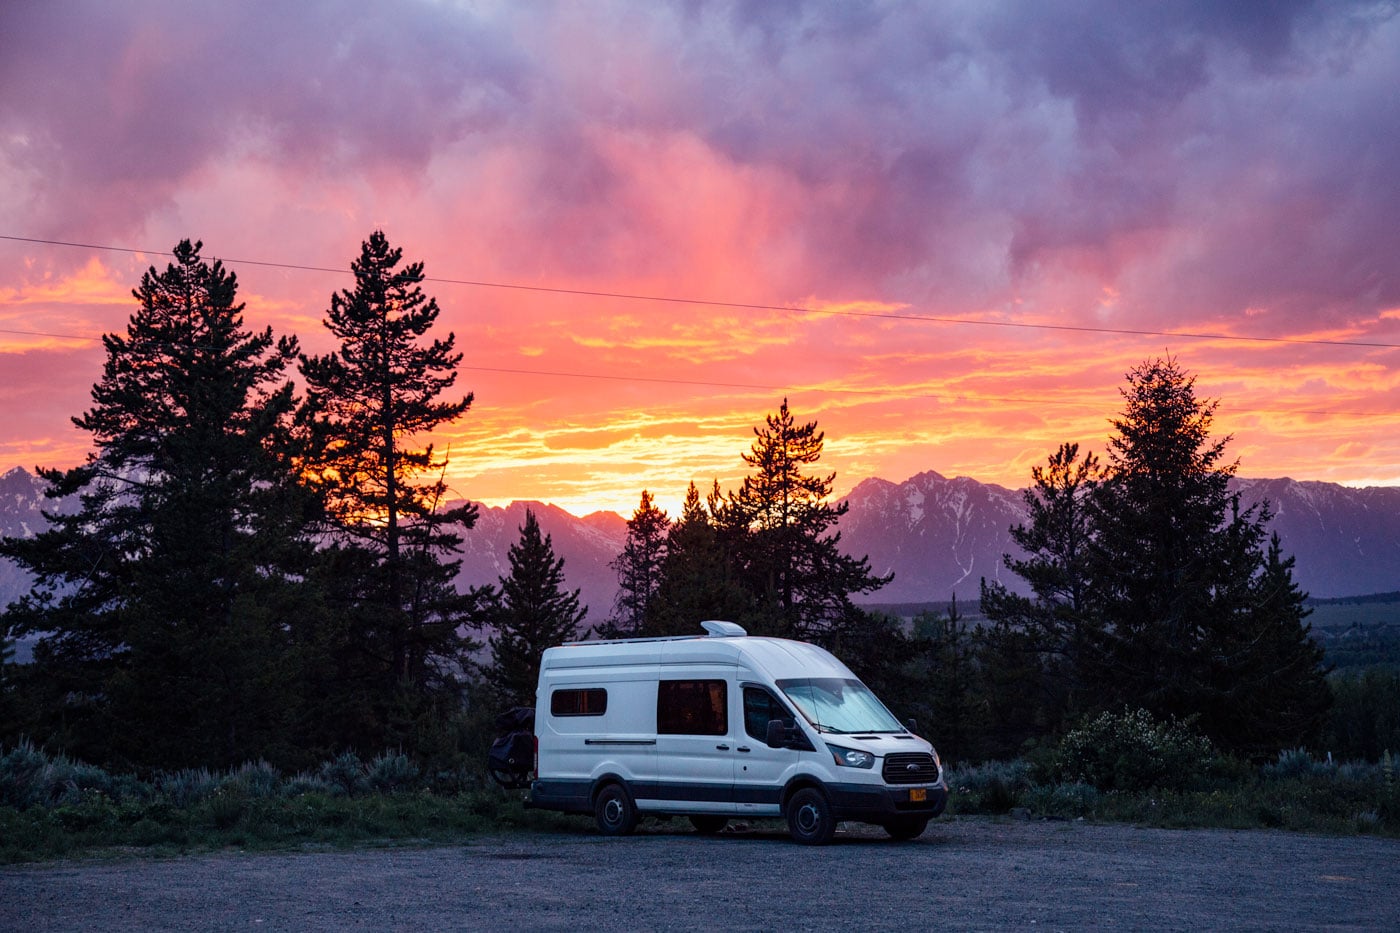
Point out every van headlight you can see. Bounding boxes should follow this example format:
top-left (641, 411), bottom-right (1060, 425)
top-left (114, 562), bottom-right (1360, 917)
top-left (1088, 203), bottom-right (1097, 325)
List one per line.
top-left (826, 744), bottom-right (875, 769)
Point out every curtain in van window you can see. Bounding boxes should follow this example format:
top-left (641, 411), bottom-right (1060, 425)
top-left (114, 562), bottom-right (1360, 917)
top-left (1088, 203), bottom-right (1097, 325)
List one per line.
top-left (657, 680), bottom-right (728, 735)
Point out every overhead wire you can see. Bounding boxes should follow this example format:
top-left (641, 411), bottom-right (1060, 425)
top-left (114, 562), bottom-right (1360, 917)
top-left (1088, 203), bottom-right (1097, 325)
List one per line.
top-left (0, 233), bottom-right (1396, 420)
top-left (3, 233), bottom-right (1398, 350)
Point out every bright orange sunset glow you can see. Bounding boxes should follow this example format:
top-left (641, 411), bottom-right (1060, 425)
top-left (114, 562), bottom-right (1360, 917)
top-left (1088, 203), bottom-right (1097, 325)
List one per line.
top-left (3, 3), bottom-right (1398, 517)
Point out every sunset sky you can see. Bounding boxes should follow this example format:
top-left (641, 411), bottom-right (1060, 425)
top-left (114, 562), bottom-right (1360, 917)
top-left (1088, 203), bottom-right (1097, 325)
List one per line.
top-left (2, 1), bottom-right (1398, 517)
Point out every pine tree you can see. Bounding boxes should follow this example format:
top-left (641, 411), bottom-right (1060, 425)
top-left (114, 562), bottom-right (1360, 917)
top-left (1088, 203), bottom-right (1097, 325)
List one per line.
top-left (484, 510), bottom-right (587, 707)
top-left (597, 491), bottom-right (669, 639)
top-left (1084, 356), bottom-right (1328, 755)
top-left (298, 231), bottom-right (479, 724)
top-left (1204, 533), bottom-right (1331, 756)
top-left (0, 240), bottom-right (307, 768)
top-left (1087, 357), bottom-right (1256, 715)
top-left (909, 598), bottom-right (983, 760)
top-left (650, 482), bottom-right (752, 636)
top-left (979, 443), bottom-right (1104, 738)
top-left (720, 400), bottom-right (889, 638)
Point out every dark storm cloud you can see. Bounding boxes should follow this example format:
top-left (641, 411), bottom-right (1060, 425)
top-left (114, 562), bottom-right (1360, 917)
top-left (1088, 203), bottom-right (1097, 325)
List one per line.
top-left (2, 0), bottom-right (1397, 333)
top-left (0, 0), bottom-right (529, 239)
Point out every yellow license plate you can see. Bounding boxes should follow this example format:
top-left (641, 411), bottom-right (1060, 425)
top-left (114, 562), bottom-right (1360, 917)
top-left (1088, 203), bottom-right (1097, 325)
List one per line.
top-left (909, 788), bottom-right (927, 803)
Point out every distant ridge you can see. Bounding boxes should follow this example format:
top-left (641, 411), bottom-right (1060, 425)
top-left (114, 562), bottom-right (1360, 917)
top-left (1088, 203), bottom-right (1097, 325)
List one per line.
top-left (3, 466), bottom-right (1399, 617)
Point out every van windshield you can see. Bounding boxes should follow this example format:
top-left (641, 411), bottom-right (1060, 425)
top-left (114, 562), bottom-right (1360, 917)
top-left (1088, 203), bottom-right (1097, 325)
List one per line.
top-left (777, 678), bottom-right (904, 734)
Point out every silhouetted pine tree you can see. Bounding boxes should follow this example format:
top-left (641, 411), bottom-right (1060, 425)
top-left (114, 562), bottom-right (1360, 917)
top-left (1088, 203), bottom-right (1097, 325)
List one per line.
top-left (0, 240), bottom-right (308, 768)
top-left (297, 231), bottom-right (482, 749)
top-left (907, 598), bottom-right (984, 761)
top-left (717, 400), bottom-right (890, 638)
top-left (1203, 533), bottom-right (1331, 756)
top-left (649, 482), bottom-right (752, 635)
top-left (979, 443), bottom-right (1104, 740)
top-left (484, 509), bottom-right (587, 707)
top-left (1088, 357), bottom-right (1327, 756)
top-left (980, 357), bottom-right (1330, 758)
top-left (596, 490), bottom-right (669, 639)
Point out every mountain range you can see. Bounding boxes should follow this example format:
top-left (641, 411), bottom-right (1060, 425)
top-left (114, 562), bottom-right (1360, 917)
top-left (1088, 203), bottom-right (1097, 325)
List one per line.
top-left (3, 466), bottom-right (1399, 623)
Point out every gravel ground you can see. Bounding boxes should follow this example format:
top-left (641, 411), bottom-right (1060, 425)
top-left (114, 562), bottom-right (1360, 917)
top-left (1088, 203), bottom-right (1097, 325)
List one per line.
top-left (3, 817), bottom-right (1398, 931)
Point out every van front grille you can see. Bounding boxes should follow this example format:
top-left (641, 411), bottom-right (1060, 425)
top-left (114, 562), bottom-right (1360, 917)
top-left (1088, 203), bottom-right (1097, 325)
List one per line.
top-left (883, 752), bottom-right (939, 785)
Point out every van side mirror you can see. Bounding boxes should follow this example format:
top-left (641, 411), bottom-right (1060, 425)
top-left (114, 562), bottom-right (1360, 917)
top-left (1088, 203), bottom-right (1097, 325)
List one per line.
top-left (766, 719), bottom-right (790, 748)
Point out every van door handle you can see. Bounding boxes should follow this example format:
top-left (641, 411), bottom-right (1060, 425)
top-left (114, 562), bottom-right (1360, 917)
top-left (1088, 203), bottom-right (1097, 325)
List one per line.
top-left (715, 744), bottom-right (730, 751)
top-left (737, 746), bottom-right (752, 753)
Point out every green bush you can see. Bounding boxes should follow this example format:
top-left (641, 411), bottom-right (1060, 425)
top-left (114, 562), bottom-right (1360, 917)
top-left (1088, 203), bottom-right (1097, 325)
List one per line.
top-left (0, 739), bottom-right (53, 808)
top-left (367, 751), bottom-right (420, 793)
top-left (318, 752), bottom-right (369, 797)
top-left (224, 761), bottom-right (282, 799)
top-left (1262, 747), bottom-right (1336, 780)
top-left (1054, 708), bottom-right (1216, 792)
top-left (945, 759), bottom-right (1034, 814)
top-left (1023, 782), bottom-right (1099, 818)
top-left (158, 767), bottom-right (219, 808)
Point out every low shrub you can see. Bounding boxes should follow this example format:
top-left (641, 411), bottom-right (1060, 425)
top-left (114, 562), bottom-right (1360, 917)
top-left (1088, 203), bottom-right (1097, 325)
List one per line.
top-left (1023, 782), bottom-right (1099, 819)
top-left (367, 751), bottom-right (420, 793)
top-left (946, 759), bottom-right (1034, 814)
top-left (1262, 748), bottom-right (1336, 781)
top-left (318, 752), bottom-right (369, 797)
top-left (224, 761), bottom-right (282, 799)
top-left (158, 768), bottom-right (219, 808)
top-left (1054, 708), bottom-right (1216, 793)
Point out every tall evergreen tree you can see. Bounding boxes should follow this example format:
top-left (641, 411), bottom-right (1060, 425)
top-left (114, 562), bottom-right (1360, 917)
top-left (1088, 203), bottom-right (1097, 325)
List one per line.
top-left (298, 231), bottom-right (480, 734)
top-left (979, 443), bottom-right (1103, 739)
top-left (0, 240), bottom-right (306, 768)
top-left (1205, 533), bottom-right (1331, 756)
top-left (908, 599), bottom-right (984, 760)
top-left (718, 400), bottom-right (889, 638)
top-left (597, 490), bottom-right (669, 639)
top-left (650, 481), bottom-right (751, 636)
top-left (1087, 357), bottom-right (1260, 717)
top-left (1087, 356), bottom-right (1327, 755)
top-left (980, 357), bottom-right (1329, 758)
top-left (484, 510), bottom-right (587, 707)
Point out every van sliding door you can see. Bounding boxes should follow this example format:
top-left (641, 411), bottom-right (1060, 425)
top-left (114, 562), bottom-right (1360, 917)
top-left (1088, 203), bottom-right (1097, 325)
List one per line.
top-left (645, 677), bottom-right (735, 812)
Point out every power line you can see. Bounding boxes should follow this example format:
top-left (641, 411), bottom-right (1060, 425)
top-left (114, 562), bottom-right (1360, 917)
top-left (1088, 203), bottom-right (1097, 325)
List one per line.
top-left (2, 325), bottom-right (1391, 420)
top-left (4, 233), bottom-right (1399, 350)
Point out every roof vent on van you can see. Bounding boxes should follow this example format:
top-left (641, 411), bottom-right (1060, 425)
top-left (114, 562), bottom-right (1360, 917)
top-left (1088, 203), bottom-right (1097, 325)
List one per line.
top-left (701, 620), bottom-right (747, 637)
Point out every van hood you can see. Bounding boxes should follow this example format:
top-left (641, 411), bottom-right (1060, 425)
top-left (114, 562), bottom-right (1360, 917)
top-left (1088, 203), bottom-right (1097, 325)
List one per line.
top-left (816, 731), bottom-right (935, 757)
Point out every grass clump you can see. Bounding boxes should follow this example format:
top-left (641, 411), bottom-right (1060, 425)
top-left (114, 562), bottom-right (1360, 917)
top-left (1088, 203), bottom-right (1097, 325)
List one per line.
top-left (0, 738), bottom-right (575, 865)
top-left (943, 711), bottom-right (1400, 838)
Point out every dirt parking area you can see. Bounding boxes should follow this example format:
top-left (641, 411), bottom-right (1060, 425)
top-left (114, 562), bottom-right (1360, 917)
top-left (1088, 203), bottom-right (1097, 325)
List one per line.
top-left (3, 817), bottom-right (1398, 930)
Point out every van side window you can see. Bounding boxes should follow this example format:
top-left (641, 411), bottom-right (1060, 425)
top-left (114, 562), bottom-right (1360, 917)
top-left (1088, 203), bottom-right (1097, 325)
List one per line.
top-left (743, 686), bottom-right (795, 741)
top-left (657, 680), bottom-right (728, 735)
top-left (551, 688), bottom-right (607, 717)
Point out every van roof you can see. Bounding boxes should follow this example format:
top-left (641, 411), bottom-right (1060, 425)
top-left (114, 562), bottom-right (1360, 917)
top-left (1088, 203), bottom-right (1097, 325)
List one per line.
top-left (542, 623), bottom-right (854, 681)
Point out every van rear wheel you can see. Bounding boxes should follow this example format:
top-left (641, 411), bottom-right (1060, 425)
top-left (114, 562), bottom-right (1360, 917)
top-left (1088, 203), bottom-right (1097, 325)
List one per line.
top-left (689, 815), bottom-right (728, 835)
top-left (786, 787), bottom-right (836, 845)
top-left (594, 783), bottom-right (638, 836)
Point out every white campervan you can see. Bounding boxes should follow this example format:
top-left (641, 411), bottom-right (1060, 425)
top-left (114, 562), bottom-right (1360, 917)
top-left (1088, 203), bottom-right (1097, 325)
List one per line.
top-left (527, 621), bottom-right (948, 844)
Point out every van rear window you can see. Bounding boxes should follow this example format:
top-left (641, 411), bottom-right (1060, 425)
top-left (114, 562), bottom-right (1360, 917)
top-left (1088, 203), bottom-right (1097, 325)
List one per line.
top-left (551, 688), bottom-right (608, 717)
top-left (657, 680), bottom-right (727, 735)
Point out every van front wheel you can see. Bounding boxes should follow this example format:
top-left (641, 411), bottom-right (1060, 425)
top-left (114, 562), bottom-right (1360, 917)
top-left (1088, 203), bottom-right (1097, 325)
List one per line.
top-left (594, 783), bottom-right (638, 836)
top-left (786, 787), bottom-right (835, 845)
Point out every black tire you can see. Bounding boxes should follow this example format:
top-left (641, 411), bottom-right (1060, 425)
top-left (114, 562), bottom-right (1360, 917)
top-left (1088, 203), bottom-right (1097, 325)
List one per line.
top-left (883, 816), bottom-right (929, 840)
top-left (786, 787), bottom-right (836, 845)
top-left (594, 783), bottom-right (639, 836)
top-left (689, 815), bottom-right (728, 835)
